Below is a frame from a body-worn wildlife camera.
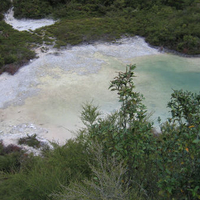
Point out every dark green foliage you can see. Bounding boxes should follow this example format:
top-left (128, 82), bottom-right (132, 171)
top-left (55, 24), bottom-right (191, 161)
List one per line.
top-left (156, 89), bottom-right (200, 198)
top-left (53, 143), bottom-right (136, 200)
top-left (13, 0), bottom-right (53, 19)
top-left (160, 0), bottom-right (195, 10)
top-left (43, 139), bottom-right (92, 180)
top-left (0, 0), bottom-right (11, 13)
top-left (79, 66), bottom-right (200, 199)
top-left (18, 134), bottom-right (41, 148)
top-left (141, 5), bottom-right (200, 54)
top-left (81, 66), bottom-right (158, 198)
top-left (0, 56), bottom-right (5, 67)
top-left (48, 0), bottom-right (67, 6)
top-left (36, 2), bottom-right (200, 53)
top-left (0, 21), bottom-right (41, 74)
top-left (155, 124), bottom-right (200, 198)
top-left (0, 139), bottom-right (92, 200)
top-left (81, 103), bottom-right (101, 127)
top-left (43, 16), bottom-right (136, 48)
top-left (0, 155), bottom-right (67, 200)
top-left (168, 89), bottom-right (200, 126)
top-left (0, 141), bottom-right (24, 173)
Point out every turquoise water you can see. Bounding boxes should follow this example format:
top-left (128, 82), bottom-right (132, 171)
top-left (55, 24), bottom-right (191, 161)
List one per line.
top-left (137, 55), bottom-right (200, 90)
top-left (129, 54), bottom-right (200, 126)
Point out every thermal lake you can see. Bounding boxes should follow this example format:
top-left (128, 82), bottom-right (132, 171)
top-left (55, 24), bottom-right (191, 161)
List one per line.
top-left (1, 9), bottom-right (200, 145)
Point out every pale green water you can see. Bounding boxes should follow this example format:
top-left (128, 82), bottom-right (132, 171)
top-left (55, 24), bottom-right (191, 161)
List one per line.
top-left (136, 55), bottom-right (200, 91)
top-left (129, 54), bottom-right (200, 125)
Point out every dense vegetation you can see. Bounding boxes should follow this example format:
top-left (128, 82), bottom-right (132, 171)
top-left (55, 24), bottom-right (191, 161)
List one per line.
top-left (0, 0), bottom-right (43, 74)
top-left (13, 0), bottom-right (200, 53)
top-left (0, 0), bottom-right (200, 74)
top-left (0, 66), bottom-right (200, 199)
top-left (0, 1), bottom-right (200, 198)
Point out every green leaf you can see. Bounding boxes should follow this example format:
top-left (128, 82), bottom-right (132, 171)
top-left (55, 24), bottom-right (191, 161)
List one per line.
top-left (193, 139), bottom-right (200, 144)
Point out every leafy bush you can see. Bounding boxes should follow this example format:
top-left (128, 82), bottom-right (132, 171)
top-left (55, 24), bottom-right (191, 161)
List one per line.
top-left (0, 139), bottom-right (92, 200)
top-left (0, 21), bottom-right (40, 75)
top-left (13, 0), bottom-right (53, 19)
top-left (52, 143), bottom-right (136, 200)
top-left (80, 65), bottom-right (200, 199)
top-left (0, 141), bottom-right (24, 173)
top-left (0, 56), bottom-right (4, 67)
top-left (80, 65), bottom-right (159, 197)
top-left (18, 134), bottom-right (41, 149)
top-left (155, 89), bottom-right (200, 198)
top-left (0, 0), bottom-right (11, 13)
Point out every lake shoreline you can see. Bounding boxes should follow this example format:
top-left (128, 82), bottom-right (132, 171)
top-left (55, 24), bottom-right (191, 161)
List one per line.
top-left (3, 35), bottom-right (200, 77)
top-left (148, 43), bottom-right (200, 58)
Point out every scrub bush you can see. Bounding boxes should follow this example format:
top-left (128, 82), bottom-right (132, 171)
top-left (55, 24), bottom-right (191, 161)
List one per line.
top-left (0, 139), bottom-right (92, 200)
top-left (0, 142), bottom-right (24, 173)
top-left (52, 143), bottom-right (135, 200)
top-left (156, 89), bottom-right (200, 199)
top-left (80, 65), bottom-right (200, 199)
top-left (0, 21), bottom-right (40, 75)
top-left (0, 56), bottom-right (4, 67)
top-left (0, 0), bottom-right (11, 13)
top-left (80, 65), bottom-right (159, 198)
top-left (18, 134), bottom-right (41, 149)
top-left (13, 0), bottom-right (53, 19)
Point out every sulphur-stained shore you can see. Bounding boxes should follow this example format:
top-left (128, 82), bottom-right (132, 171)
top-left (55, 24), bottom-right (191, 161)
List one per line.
top-left (0, 36), bottom-right (161, 149)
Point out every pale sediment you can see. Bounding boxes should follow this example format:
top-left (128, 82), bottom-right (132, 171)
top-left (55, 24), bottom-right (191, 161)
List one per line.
top-left (0, 36), bottom-right (161, 148)
top-left (4, 7), bottom-right (56, 31)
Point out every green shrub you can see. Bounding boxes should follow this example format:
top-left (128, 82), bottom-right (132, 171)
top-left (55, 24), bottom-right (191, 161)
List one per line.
top-left (0, 21), bottom-right (40, 74)
top-left (52, 142), bottom-right (142, 200)
top-left (80, 66), bottom-right (200, 199)
top-left (18, 134), bottom-right (41, 149)
top-left (4, 54), bottom-right (17, 64)
top-left (155, 89), bottom-right (200, 199)
top-left (13, 0), bottom-right (53, 19)
top-left (0, 142), bottom-right (24, 173)
top-left (80, 65), bottom-right (158, 198)
top-left (0, 55), bottom-right (4, 67)
top-left (0, 0), bottom-right (11, 13)
top-left (0, 139), bottom-right (92, 200)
